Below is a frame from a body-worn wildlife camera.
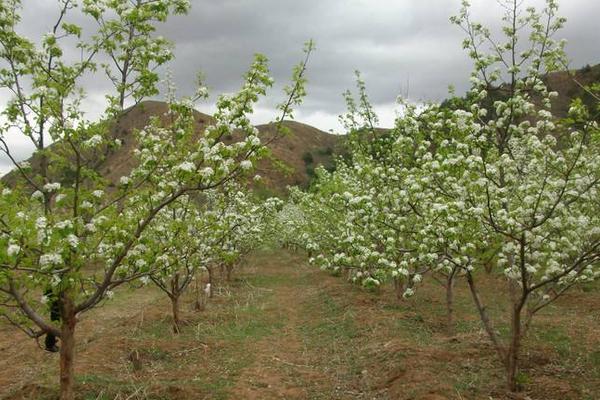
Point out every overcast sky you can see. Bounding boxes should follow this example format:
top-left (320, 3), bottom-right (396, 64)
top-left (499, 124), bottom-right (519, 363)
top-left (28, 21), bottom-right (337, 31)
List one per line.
top-left (159, 0), bottom-right (599, 130)
top-left (1, 0), bottom-right (599, 174)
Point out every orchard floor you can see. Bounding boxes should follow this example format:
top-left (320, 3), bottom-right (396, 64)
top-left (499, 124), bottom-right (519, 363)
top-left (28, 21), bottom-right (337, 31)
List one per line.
top-left (0, 249), bottom-right (599, 400)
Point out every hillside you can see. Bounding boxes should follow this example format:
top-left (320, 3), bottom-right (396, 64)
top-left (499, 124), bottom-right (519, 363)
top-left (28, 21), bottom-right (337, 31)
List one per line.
top-left (544, 64), bottom-right (600, 117)
top-left (3, 64), bottom-right (599, 195)
top-left (60, 101), bottom-right (342, 197)
top-left (443, 63), bottom-right (600, 119)
top-left (1, 100), bottom-right (344, 196)
top-left (96, 101), bottom-right (344, 195)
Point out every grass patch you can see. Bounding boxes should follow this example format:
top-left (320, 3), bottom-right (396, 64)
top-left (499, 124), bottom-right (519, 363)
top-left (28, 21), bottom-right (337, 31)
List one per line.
top-left (394, 314), bottom-right (434, 345)
top-left (199, 313), bottom-right (282, 342)
top-left (299, 292), bottom-right (357, 341)
top-left (244, 274), bottom-right (293, 288)
top-left (535, 326), bottom-right (573, 357)
top-left (454, 318), bottom-right (481, 334)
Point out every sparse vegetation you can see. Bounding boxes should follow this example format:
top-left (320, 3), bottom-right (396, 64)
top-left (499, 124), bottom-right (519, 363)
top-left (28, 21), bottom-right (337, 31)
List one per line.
top-left (301, 151), bottom-right (314, 165)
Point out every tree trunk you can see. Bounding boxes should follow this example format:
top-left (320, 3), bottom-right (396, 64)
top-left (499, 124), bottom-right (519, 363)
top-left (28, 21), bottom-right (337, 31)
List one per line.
top-left (193, 275), bottom-right (205, 311)
top-left (445, 274), bottom-right (455, 335)
top-left (506, 301), bottom-right (523, 391)
top-left (59, 295), bottom-right (77, 400)
top-left (393, 277), bottom-right (403, 302)
top-left (171, 295), bottom-right (181, 334)
top-left (226, 263), bottom-right (233, 282)
top-left (466, 272), bottom-right (507, 364)
top-left (207, 268), bottom-right (214, 298)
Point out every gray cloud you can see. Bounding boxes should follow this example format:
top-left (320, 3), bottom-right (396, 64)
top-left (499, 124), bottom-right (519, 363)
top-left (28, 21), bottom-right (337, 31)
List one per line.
top-left (155, 0), bottom-right (599, 129)
top-left (1, 0), bottom-right (599, 173)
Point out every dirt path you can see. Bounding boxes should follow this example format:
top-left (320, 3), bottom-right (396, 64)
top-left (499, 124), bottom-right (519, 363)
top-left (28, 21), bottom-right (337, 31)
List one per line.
top-left (229, 252), bottom-right (316, 399)
top-left (1, 249), bottom-right (599, 400)
top-left (227, 250), bottom-right (376, 399)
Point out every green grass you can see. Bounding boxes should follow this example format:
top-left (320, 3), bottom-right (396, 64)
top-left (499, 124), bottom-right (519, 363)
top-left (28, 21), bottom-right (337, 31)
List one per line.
top-left (394, 313), bottom-right (434, 345)
top-left (300, 292), bottom-right (359, 343)
top-left (244, 273), bottom-right (293, 287)
top-left (589, 351), bottom-right (600, 369)
top-left (193, 377), bottom-right (236, 400)
top-left (534, 326), bottom-right (573, 358)
top-left (196, 306), bottom-right (284, 342)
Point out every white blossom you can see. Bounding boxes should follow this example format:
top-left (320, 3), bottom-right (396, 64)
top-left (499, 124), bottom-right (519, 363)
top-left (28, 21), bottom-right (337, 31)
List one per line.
top-left (7, 244), bottom-right (21, 257)
top-left (200, 167), bottom-right (214, 178)
top-left (43, 182), bottom-right (61, 192)
top-left (66, 234), bottom-right (79, 249)
top-left (176, 161), bottom-right (195, 172)
top-left (240, 160), bottom-right (252, 170)
top-left (85, 134), bottom-right (103, 147)
top-left (40, 253), bottom-right (63, 267)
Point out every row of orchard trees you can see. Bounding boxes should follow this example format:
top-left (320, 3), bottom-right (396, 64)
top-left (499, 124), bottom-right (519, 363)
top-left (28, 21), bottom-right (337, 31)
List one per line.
top-left (142, 187), bottom-right (282, 334)
top-left (0, 0), bottom-right (312, 398)
top-left (286, 0), bottom-right (600, 393)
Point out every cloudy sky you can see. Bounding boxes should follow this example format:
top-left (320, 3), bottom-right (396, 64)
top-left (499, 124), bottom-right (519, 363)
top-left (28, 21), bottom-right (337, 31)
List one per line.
top-left (159, 0), bottom-right (599, 130)
top-left (1, 0), bottom-right (599, 173)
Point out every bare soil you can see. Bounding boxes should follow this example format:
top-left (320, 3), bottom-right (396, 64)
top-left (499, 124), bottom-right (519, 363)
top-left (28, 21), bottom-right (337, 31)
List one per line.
top-left (0, 250), bottom-right (599, 399)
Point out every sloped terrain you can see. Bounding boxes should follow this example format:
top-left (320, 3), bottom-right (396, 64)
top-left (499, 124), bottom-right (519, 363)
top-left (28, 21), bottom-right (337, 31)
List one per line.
top-left (544, 64), bottom-right (600, 117)
top-left (0, 101), bottom-right (343, 195)
top-left (99, 101), bottom-right (343, 194)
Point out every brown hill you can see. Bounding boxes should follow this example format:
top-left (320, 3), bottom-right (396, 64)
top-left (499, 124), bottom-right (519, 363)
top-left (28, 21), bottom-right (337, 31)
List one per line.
top-left (470, 64), bottom-right (600, 119)
top-left (87, 101), bottom-right (342, 195)
top-left (544, 63), bottom-right (600, 118)
top-left (1, 100), bottom-right (344, 196)
top-left (3, 64), bottom-right (598, 194)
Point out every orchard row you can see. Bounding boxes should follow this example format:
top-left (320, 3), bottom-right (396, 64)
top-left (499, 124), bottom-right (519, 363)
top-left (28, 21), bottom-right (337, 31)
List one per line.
top-left (280, 0), bottom-right (600, 393)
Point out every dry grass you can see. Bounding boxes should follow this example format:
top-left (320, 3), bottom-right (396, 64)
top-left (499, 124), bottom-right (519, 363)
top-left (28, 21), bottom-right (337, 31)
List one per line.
top-left (0, 250), bottom-right (599, 399)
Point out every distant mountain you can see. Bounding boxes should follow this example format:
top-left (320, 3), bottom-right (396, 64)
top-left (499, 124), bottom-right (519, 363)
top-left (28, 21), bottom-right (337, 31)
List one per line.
top-left (443, 63), bottom-right (600, 120)
top-left (3, 64), bottom-right (598, 195)
top-left (93, 101), bottom-right (349, 196)
top-left (543, 63), bottom-right (600, 118)
top-left (2, 101), bottom-right (344, 196)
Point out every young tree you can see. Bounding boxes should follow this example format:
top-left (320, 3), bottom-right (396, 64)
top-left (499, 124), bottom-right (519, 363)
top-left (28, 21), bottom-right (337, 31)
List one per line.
top-left (438, 0), bottom-right (600, 390)
top-left (143, 187), bottom-right (281, 332)
top-left (0, 2), bottom-right (313, 398)
top-left (0, 1), bottom-right (192, 398)
top-left (214, 190), bottom-right (282, 282)
top-left (140, 194), bottom-right (206, 333)
top-left (291, 0), bottom-right (599, 392)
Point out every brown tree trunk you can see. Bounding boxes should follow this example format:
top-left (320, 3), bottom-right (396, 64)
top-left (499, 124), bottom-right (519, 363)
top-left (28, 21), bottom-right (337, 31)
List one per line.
top-left (506, 300), bottom-right (524, 392)
top-left (445, 274), bottom-right (455, 335)
top-left (226, 263), bottom-right (233, 282)
top-left (466, 272), bottom-right (507, 364)
top-left (59, 295), bottom-right (77, 400)
top-left (193, 275), bottom-right (205, 311)
top-left (171, 295), bottom-right (181, 334)
top-left (207, 268), bottom-right (214, 298)
top-left (393, 277), bottom-right (403, 302)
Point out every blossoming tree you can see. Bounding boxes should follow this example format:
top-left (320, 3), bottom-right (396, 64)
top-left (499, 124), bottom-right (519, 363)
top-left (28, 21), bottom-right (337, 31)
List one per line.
top-left (439, 0), bottom-right (600, 390)
top-left (0, 1), bottom-right (313, 398)
top-left (143, 186), bottom-right (282, 333)
top-left (290, 0), bottom-right (599, 392)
